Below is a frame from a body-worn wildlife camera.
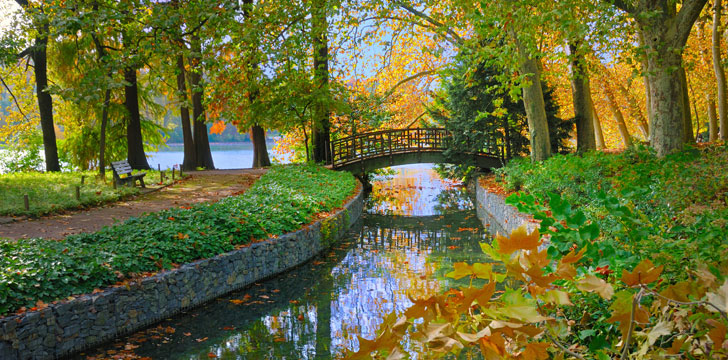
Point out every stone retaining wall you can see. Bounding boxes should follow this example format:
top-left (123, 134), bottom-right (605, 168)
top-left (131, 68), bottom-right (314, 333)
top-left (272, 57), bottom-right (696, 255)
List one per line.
top-left (0, 186), bottom-right (364, 360)
top-left (473, 177), bottom-right (537, 236)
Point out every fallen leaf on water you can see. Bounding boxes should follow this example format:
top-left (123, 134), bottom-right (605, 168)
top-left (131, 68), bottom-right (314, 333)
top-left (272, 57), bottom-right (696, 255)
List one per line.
top-left (230, 299), bottom-right (245, 305)
top-left (447, 246), bottom-right (459, 250)
top-left (164, 326), bottom-right (175, 334)
top-left (272, 289), bottom-right (280, 293)
top-left (207, 352), bottom-right (217, 358)
top-left (289, 300), bottom-right (300, 304)
top-left (196, 337), bottom-right (208, 342)
top-left (260, 295), bottom-right (270, 299)
top-left (297, 314), bottom-right (305, 321)
top-left (222, 326), bottom-right (235, 331)
top-left (274, 337), bottom-right (286, 342)
top-left (183, 332), bottom-right (191, 336)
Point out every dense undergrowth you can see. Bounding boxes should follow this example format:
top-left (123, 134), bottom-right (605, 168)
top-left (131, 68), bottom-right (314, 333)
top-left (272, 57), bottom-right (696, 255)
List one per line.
top-left (0, 165), bottom-right (357, 316)
top-left (0, 170), bottom-right (174, 217)
top-left (497, 144), bottom-right (728, 277)
top-left (351, 145), bottom-right (728, 359)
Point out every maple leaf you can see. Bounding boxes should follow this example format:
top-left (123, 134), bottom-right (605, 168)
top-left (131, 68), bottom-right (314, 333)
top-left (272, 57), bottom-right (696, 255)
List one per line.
top-left (606, 291), bottom-right (649, 341)
top-left (539, 290), bottom-right (572, 305)
top-left (621, 259), bottom-right (664, 286)
top-left (495, 225), bottom-right (541, 255)
top-left (706, 279), bottom-right (728, 315)
top-left (576, 274), bottom-right (614, 299)
top-left (707, 319), bottom-right (727, 353)
top-left (446, 262), bottom-right (475, 280)
top-left (554, 262), bottom-right (576, 280)
top-left (517, 342), bottom-right (550, 360)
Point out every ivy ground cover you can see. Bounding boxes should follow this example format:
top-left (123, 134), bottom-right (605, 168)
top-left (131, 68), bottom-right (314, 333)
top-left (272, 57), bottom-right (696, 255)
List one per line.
top-left (0, 165), bottom-right (357, 316)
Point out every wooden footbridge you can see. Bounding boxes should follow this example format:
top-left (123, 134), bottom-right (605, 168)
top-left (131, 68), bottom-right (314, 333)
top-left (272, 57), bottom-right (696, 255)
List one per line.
top-left (330, 128), bottom-right (503, 174)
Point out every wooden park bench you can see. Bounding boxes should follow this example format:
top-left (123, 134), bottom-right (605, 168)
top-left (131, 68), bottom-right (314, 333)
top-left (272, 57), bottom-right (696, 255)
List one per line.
top-left (111, 160), bottom-right (146, 188)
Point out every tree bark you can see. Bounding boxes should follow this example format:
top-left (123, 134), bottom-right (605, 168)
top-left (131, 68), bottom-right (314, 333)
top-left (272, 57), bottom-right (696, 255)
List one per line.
top-left (176, 54), bottom-right (196, 171)
top-left (567, 41), bottom-right (596, 153)
top-left (708, 95), bottom-right (719, 141)
top-left (311, 0), bottom-right (331, 164)
top-left (603, 83), bottom-right (633, 148)
top-left (190, 35), bottom-right (215, 170)
top-left (250, 125), bottom-right (271, 167)
top-left (679, 68), bottom-right (695, 143)
top-left (637, 29), bottom-right (653, 133)
top-left (591, 100), bottom-right (606, 149)
top-left (123, 67), bottom-right (151, 169)
top-left (611, 0), bottom-right (708, 156)
top-left (99, 88), bottom-right (110, 178)
top-left (32, 31), bottom-right (60, 172)
top-left (514, 37), bottom-right (551, 161)
top-left (714, 0), bottom-right (728, 140)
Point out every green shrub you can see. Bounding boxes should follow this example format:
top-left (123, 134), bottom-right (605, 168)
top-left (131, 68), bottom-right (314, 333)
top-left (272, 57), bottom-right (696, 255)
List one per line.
top-left (0, 165), bottom-right (357, 315)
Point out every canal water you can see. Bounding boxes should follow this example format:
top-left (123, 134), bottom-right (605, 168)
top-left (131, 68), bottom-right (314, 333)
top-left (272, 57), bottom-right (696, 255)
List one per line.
top-left (77, 164), bottom-right (493, 359)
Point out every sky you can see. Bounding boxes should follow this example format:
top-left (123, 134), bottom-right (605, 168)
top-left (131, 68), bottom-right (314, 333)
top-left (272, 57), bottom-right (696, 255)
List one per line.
top-left (0, 0), bottom-right (21, 37)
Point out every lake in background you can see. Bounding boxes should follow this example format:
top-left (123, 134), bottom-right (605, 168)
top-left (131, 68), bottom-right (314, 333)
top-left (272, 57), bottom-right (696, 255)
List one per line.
top-left (147, 141), bottom-right (284, 170)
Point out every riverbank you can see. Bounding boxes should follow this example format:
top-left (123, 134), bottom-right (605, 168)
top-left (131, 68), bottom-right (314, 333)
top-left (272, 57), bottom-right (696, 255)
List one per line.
top-left (0, 165), bottom-right (363, 359)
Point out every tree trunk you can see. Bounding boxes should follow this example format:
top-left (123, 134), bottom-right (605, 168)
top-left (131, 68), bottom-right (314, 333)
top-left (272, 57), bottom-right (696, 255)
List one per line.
top-left (250, 125), bottom-right (271, 168)
top-left (514, 39), bottom-right (551, 161)
top-left (32, 31), bottom-right (60, 172)
top-left (708, 95), bottom-right (719, 141)
top-left (612, 80), bottom-right (649, 139)
top-left (637, 29), bottom-right (653, 133)
top-left (311, 0), bottom-right (331, 164)
top-left (190, 35), bottom-right (215, 170)
top-left (176, 54), bottom-right (197, 171)
top-left (568, 41), bottom-right (596, 153)
top-left (603, 81), bottom-right (633, 148)
top-left (124, 67), bottom-right (151, 170)
top-left (643, 48), bottom-right (686, 155)
top-left (98, 88), bottom-right (110, 178)
top-left (714, 0), bottom-right (728, 140)
top-left (679, 68), bottom-right (695, 143)
top-left (591, 100), bottom-right (606, 149)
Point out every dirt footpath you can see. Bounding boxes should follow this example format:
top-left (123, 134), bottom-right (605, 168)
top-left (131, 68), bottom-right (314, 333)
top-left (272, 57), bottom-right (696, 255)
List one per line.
top-left (0, 169), bottom-right (266, 240)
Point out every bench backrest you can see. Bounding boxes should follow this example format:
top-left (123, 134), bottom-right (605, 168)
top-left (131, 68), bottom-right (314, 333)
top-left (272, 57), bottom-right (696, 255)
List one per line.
top-left (111, 160), bottom-right (133, 175)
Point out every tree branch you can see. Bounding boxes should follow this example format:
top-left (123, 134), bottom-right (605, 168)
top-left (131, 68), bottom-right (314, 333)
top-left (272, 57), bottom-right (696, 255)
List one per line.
top-left (0, 74), bottom-right (31, 122)
top-left (609, 0), bottom-right (636, 14)
top-left (674, 0), bottom-right (710, 47)
top-left (395, 2), bottom-right (464, 46)
top-left (383, 69), bottom-right (439, 99)
top-left (620, 288), bottom-right (644, 359)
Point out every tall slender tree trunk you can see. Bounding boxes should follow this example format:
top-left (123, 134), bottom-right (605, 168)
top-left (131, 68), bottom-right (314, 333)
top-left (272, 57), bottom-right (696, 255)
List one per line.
top-left (637, 30), bottom-right (654, 132)
top-left (568, 40), bottom-right (596, 152)
top-left (679, 68), bottom-right (695, 142)
top-left (33, 31), bottom-right (60, 172)
top-left (311, 0), bottom-right (331, 164)
top-left (91, 31), bottom-right (110, 178)
top-left (189, 35), bottom-right (214, 170)
top-left (123, 67), bottom-right (151, 169)
top-left (591, 101), bottom-right (606, 149)
top-left (99, 88), bottom-right (110, 177)
top-left (176, 54), bottom-right (196, 171)
top-left (714, 0), bottom-right (728, 140)
top-left (242, 0), bottom-right (271, 168)
top-left (250, 125), bottom-right (271, 168)
top-left (708, 96), bottom-right (719, 141)
top-left (512, 33), bottom-right (551, 161)
top-left (603, 82), bottom-right (633, 148)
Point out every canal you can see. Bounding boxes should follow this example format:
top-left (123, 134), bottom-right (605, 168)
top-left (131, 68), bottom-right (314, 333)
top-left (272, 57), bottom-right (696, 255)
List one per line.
top-left (77, 164), bottom-right (494, 359)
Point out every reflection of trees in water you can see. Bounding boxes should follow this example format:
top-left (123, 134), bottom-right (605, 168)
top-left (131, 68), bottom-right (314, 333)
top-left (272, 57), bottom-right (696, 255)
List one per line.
top-left (433, 187), bottom-right (473, 214)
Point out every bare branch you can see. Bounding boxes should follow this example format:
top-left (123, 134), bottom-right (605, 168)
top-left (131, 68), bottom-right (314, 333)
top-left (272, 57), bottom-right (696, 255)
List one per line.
top-left (0, 73), bottom-right (31, 122)
top-left (383, 69), bottom-right (439, 99)
top-left (620, 288), bottom-right (644, 359)
top-left (395, 2), bottom-right (464, 46)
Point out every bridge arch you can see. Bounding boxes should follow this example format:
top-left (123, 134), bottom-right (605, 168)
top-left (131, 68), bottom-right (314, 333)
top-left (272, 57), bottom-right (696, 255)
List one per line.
top-left (330, 128), bottom-right (503, 175)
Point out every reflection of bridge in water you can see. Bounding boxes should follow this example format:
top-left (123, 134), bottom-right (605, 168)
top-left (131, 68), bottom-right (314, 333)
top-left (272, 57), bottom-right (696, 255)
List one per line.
top-left (357, 212), bottom-right (491, 253)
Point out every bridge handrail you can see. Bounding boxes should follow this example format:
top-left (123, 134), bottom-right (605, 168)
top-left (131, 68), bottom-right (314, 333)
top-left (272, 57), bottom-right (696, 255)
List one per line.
top-left (331, 128), bottom-right (452, 168)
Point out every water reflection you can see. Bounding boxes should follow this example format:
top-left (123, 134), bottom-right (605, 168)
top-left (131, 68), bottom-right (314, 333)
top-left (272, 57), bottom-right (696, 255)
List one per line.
top-left (79, 164), bottom-right (491, 360)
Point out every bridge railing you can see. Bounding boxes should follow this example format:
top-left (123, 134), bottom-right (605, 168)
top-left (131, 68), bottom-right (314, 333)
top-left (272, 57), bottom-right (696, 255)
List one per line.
top-left (331, 128), bottom-right (451, 168)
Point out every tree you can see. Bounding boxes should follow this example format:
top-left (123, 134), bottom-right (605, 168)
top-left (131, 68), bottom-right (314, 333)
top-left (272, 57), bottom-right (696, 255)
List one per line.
top-left (713, 0), bottom-right (728, 140)
top-left (609, 0), bottom-right (708, 155)
top-left (311, 0), bottom-right (331, 164)
top-left (11, 0), bottom-right (61, 172)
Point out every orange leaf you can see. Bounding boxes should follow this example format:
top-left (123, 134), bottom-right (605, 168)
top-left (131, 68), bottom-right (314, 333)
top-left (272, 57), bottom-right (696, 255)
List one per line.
top-left (209, 120), bottom-right (226, 135)
top-left (707, 319), bottom-right (727, 353)
top-left (576, 275), bottom-right (614, 299)
top-left (496, 225), bottom-right (541, 255)
top-left (560, 247), bottom-right (586, 264)
top-left (621, 259), bottom-right (664, 286)
top-left (518, 342), bottom-right (550, 360)
top-left (207, 352), bottom-right (217, 358)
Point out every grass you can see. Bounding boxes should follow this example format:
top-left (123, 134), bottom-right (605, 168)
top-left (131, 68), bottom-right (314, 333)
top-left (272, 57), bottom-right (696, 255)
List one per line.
top-left (0, 164), bottom-right (357, 316)
top-left (0, 170), bottom-right (176, 217)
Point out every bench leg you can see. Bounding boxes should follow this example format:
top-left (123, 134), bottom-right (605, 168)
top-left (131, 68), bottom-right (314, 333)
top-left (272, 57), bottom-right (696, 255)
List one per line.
top-left (139, 177), bottom-right (146, 188)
